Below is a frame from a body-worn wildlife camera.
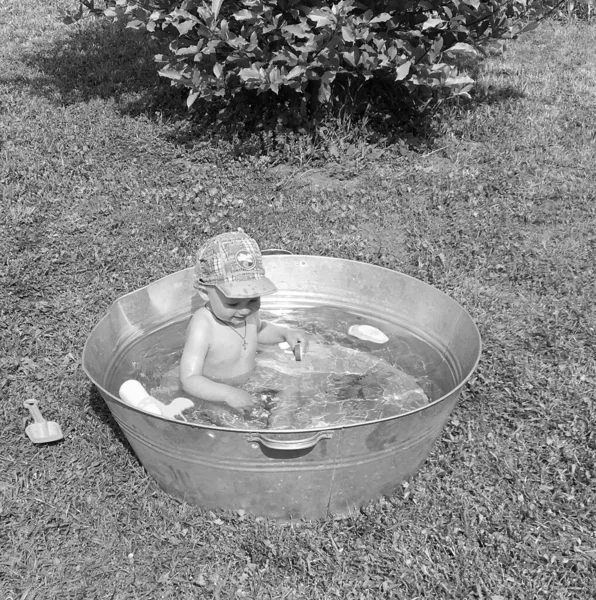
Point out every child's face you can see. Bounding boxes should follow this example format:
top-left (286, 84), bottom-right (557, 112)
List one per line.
top-left (205, 286), bottom-right (261, 324)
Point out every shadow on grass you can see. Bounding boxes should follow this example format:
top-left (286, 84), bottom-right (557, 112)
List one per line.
top-left (22, 19), bottom-right (186, 116)
top-left (87, 384), bottom-right (138, 459)
top-left (472, 81), bottom-right (528, 105)
top-left (21, 17), bottom-right (528, 152)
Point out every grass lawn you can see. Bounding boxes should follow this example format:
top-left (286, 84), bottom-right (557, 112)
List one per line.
top-left (2, 1), bottom-right (596, 598)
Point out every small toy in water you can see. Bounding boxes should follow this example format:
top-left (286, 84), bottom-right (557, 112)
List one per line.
top-left (160, 397), bottom-right (195, 420)
top-left (119, 380), bottom-right (193, 420)
top-left (278, 341), bottom-right (304, 361)
top-left (348, 324), bottom-right (389, 344)
top-left (119, 380), bottom-right (161, 413)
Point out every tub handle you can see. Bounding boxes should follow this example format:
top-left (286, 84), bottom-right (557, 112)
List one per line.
top-left (245, 431), bottom-right (333, 451)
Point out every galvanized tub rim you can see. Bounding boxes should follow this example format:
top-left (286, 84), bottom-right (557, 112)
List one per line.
top-left (82, 255), bottom-right (481, 434)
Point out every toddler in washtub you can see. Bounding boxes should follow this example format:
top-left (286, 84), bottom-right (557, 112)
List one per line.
top-left (179, 230), bottom-right (309, 416)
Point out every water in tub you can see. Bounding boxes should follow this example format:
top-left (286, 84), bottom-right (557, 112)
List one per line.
top-left (110, 306), bottom-right (450, 429)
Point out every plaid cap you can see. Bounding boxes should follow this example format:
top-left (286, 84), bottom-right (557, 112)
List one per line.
top-left (194, 231), bottom-right (277, 299)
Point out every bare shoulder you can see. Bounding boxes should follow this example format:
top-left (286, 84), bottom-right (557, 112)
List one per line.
top-left (185, 307), bottom-right (214, 343)
top-left (189, 306), bottom-right (213, 325)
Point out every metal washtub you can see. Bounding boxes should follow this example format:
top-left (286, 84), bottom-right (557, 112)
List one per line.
top-left (82, 256), bottom-right (481, 520)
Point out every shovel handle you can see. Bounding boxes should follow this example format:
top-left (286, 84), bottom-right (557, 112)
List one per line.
top-left (24, 399), bottom-right (47, 424)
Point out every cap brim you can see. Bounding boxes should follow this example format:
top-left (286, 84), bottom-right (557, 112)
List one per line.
top-left (216, 277), bottom-right (277, 299)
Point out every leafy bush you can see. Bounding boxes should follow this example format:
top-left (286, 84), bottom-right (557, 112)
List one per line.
top-left (64, 0), bottom-right (551, 111)
top-left (553, 0), bottom-right (594, 20)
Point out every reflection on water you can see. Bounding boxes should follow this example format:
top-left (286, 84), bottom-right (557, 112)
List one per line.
top-left (108, 306), bottom-right (453, 429)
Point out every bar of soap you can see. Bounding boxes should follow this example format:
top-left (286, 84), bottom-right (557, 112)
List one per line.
top-left (348, 324), bottom-right (389, 344)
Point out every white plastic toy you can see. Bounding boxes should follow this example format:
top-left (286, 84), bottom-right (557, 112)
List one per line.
top-left (348, 324), bottom-right (389, 344)
top-left (119, 380), bottom-right (194, 420)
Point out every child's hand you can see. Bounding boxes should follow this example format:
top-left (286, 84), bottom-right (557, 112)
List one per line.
top-left (284, 329), bottom-right (310, 354)
top-left (225, 387), bottom-right (259, 415)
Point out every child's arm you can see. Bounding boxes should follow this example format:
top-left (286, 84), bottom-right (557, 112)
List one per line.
top-left (256, 315), bottom-right (310, 352)
top-left (180, 312), bottom-right (256, 414)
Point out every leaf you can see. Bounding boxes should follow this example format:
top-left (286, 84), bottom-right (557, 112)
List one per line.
top-left (212, 0), bottom-right (224, 20)
top-left (308, 9), bottom-right (336, 28)
top-left (318, 80), bottom-right (332, 103)
top-left (428, 37), bottom-right (443, 62)
top-left (269, 66), bottom-right (283, 93)
top-left (239, 67), bottom-right (264, 84)
top-left (283, 24), bottom-right (310, 38)
top-left (158, 65), bottom-right (186, 81)
top-left (234, 9), bottom-right (254, 20)
top-left (126, 19), bottom-right (145, 30)
top-left (395, 60), bottom-right (411, 81)
top-left (213, 63), bottom-right (223, 78)
top-left (322, 71), bottom-right (335, 85)
top-left (342, 50), bottom-right (358, 68)
top-left (341, 26), bottom-right (355, 43)
top-left (176, 45), bottom-right (199, 56)
top-left (175, 19), bottom-right (196, 35)
top-left (444, 42), bottom-right (478, 57)
top-left (287, 65), bottom-right (305, 80)
top-left (521, 21), bottom-right (540, 33)
top-left (370, 13), bottom-right (392, 24)
top-left (444, 74), bottom-right (475, 97)
top-left (422, 17), bottom-right (443, 30)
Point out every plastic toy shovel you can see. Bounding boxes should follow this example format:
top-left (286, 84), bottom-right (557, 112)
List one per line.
top-left (23, 399), bottom-right (63, 444)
